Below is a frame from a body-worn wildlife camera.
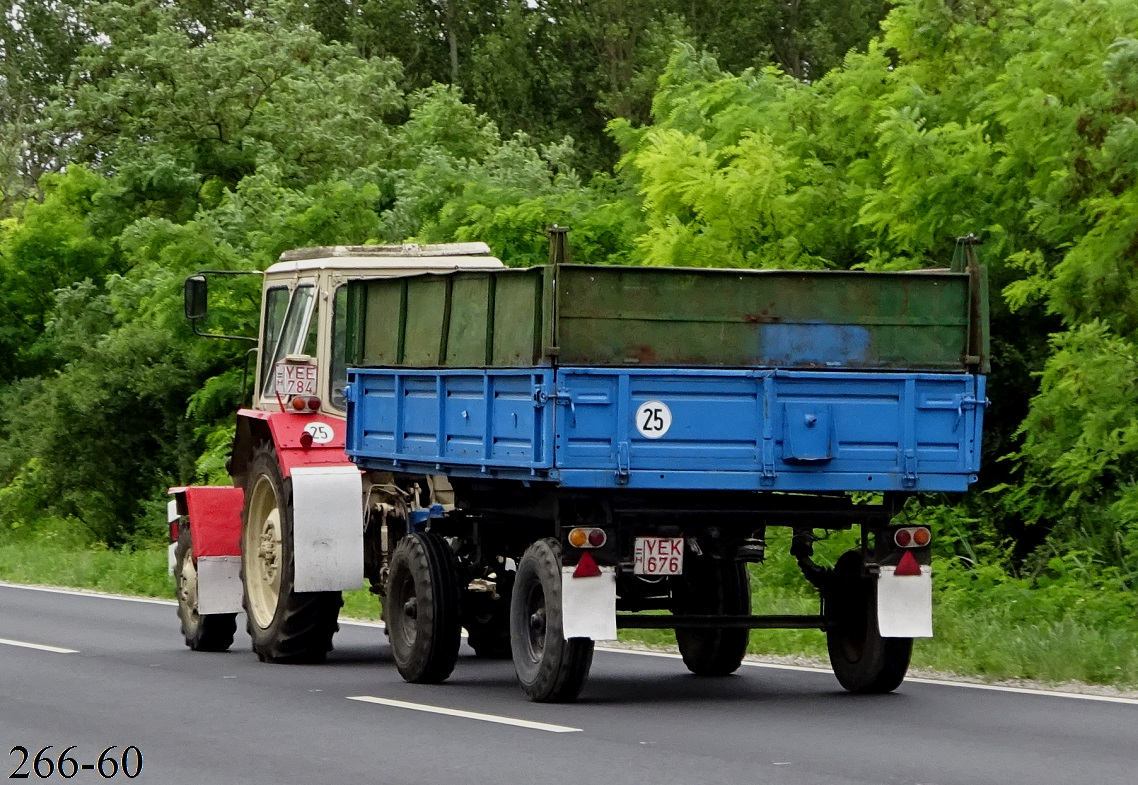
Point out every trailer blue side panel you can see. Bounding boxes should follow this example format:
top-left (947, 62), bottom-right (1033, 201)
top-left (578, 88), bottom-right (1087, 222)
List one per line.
top-left (344, 367), bottom-right (986, 492)
top-left (345, 369), bottom-right (555, 472)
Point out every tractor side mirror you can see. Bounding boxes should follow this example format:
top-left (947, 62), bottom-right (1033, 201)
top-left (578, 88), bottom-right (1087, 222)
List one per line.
top-left (184, 275), bottom-right (208, 321)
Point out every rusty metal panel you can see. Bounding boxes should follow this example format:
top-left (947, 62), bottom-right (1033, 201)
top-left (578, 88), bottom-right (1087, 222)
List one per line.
top-left (347, 265), bottom-right (975, 371)
top-left (445, 275), bottom-right (492, 366)
top-left (490, 269), bottom-right (543, 365)
top-left (360, 280), bottom-right (402, 365)
top-left (555, 267), bottom-right (970, 370)
top-left (405, 276), bottom-right (450, 365)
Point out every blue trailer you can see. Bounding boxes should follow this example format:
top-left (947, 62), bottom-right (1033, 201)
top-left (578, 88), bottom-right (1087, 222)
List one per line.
top-left (338, 234), bottom-right (990, 702)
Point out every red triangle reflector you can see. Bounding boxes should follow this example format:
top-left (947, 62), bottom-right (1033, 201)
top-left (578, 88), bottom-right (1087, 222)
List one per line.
top-left (573, 551), bottom-right (602, 578)
top-left (895, 550), bottom-right (922, 576)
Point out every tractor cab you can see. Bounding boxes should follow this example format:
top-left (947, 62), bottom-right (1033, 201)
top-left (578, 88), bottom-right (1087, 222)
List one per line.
top-left (186, 243), bottom-right (505, 417)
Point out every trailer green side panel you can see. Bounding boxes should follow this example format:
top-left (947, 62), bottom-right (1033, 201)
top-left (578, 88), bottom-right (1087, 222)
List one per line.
top-left (346, 264), bottom-right (981, 372)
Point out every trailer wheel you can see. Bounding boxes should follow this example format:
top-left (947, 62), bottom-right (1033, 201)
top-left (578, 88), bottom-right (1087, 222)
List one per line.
top-left (825, 550), bottom-right (913, 693)
top-left (174, 527), bottom-right (236, 651)
top-left (463, 587), bottom-right (513, 660)
top-left (241, 444), bottom-right (342, 663)
top-left (386, 532), bottom-right (463, 683)
top-left (510, 538), bottom-right (594, 702)
top-left (672, 557), bottom-right (751, 676)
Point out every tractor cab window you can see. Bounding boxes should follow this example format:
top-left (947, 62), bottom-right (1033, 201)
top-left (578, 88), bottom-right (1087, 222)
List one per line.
top-left (329, 284), bottom-right (349, 410)
top-left (259, 284), bottom-right (316, 397)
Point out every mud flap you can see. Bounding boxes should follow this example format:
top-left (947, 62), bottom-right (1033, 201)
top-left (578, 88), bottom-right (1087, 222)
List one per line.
top-left (877, 565), bottom-right (933, 638)
top-left (560, 566), bottom-right (617, 641)
top-left (290, 465), bottom-right (364, 592)
top-left (197, 556), bottom-right (243, 614)
top-left (172, 487), bottom-right (244, 614)
top-left (167, 500), bottom-right (178, 576)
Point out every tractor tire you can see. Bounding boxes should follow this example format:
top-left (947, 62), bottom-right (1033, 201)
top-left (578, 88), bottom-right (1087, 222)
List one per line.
top-left (241, 443), bottom-right (342, 663)
top-left (673, 556), bottom-right (751, 676)
top-left (825, 550), bottom-right (913, 693)
top-left (174, 527), bottom-right (236, 652)
top-left (386, 532), bottom-right (463, 683)
top-left (510, 538), bottom-right (594, 702)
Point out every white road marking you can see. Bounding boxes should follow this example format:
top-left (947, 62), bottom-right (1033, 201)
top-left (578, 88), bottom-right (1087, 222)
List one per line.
top-left (347, 696), bottom-right (582, 733)
top-left (0, 581), bottom-right (176, 606)
top-left (3, 583), bottom-right (1136, 705)
top-left (0, 637), bottom-right (78, 654)
top-left (597, 646), bottom-right (1138, 705)
top-left (339, 619), bottom-right (385, 629)
top-left (900, 677), bottom-right (1138, 705)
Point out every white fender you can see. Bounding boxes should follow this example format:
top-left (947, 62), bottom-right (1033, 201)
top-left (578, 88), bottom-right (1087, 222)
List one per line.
top-left (290, 465), bottom-right (364, 592)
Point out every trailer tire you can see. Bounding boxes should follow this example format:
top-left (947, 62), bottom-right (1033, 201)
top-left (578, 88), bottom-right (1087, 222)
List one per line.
top-left (825, 550), bottom-right (912, 693)
top-left (241, 444), bottom-right (342, 663)
top-left (174, 527), bottom-right (236, 652)
top-left (510, 538), bottom-right (594, 702)
top-left (386, 532), bottom-right (463, 683)
top-left (673, 557), bottom-right (751, 676)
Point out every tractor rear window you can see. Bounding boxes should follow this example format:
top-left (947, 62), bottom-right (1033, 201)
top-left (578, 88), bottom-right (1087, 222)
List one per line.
top-left (259, 286), bottom-right (289, 394)
top-left (260, 284), bottom-right (315, 397)
top-left (329, 285), bottom-right (349, 410)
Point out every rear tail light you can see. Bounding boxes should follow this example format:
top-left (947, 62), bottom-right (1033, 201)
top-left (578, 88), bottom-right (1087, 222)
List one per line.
top-left (894, 526), bottom-right (931, 548)
top-left (568, 527), bottom-right (607, 549)
top-left (289, 395), bottom-right (321, 412)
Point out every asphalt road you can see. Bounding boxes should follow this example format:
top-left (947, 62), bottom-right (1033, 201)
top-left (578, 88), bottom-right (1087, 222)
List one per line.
top-left (2, 583), bottom-right (1135, 785)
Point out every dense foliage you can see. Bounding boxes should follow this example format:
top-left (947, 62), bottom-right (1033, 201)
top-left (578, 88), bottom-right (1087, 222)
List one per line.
top-left (1, 0), bottom-right (1136, 614)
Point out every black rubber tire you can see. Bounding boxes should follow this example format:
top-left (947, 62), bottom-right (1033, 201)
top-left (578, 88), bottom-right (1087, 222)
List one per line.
top-left (463, 587), bottom-right (513, 659)
top-left (386, 532), bottom-right (463, 683)
top-left (510, 538), bottom-right (594, 703)
top-left (241, 444), bottom-right (342, 664)
top-left (672, 556), bottom-right (751, 676)
top-left (825, 550), bottom-right (913, 694)
top-left (174, 527), bottom-right (236, 652)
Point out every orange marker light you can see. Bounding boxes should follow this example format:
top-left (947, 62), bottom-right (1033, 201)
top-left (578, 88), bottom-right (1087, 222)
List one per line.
top-left (568, 528), bottom-right (589, 548)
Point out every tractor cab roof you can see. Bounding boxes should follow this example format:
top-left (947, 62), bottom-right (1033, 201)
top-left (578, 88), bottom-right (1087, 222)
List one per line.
top-left (266, 243), bottom-right (505, 276)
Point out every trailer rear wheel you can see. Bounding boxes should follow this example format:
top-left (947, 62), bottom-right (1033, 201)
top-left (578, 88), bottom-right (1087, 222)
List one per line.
top-left (673, 557), bottom-right (751, 676)
top-left (174, 527), bottom-right (236, 651)
top-left (825, 550), bottom-right (912, 693)
top-left (386, 533), bottom-right (463, 683)
top-left (511, 538), bottom-right (594, 702)
top-left (241, 444), bottom-right (342, 663)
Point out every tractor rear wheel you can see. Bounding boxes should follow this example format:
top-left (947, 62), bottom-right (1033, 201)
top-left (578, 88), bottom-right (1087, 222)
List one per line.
top-left (174, 527), bottom-right (236, 652)
top-left (241, 443), bottom-right (342, 663)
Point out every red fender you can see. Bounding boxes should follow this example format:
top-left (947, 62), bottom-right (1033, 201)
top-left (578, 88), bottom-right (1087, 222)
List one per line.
top-left (232, 408), bottom-right (357, 479)
top-left (170, 486), bottom-right (244, 558)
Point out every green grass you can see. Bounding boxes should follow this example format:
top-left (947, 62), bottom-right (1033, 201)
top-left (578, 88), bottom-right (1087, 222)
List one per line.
top-left (0, 540), bottom-right (174, 597)
top-left (2, 528), bottom-right (1135, 690)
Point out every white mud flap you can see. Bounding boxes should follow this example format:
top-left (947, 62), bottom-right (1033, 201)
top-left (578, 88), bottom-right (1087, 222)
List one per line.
top-left (290, 466), bottom-right (364, 592)
top-left (877, 565), bottom-right (933, 638)
top-left (560, 566), bottom-right (617, 641)
top-left (167, 500), bottom-right (179, 576)
top-left (197, 556), bottom-right (243, 614)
